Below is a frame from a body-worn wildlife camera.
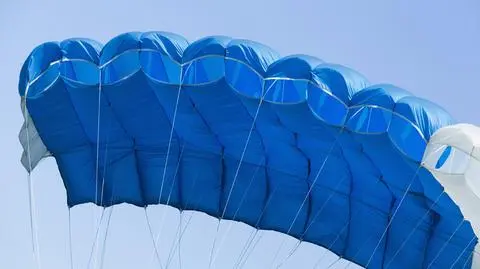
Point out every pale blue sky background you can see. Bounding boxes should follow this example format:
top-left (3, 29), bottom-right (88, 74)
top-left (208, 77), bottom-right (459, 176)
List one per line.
top-left (0, 0), bottom-right (479, 268)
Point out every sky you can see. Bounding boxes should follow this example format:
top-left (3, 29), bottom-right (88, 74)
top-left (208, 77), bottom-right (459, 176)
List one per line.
top-left (0, 0), bottom-right (479, 268)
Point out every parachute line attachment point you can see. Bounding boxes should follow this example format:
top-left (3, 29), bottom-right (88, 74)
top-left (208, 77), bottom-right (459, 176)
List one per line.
top-left (210, 79), bottom-right (277, 269)
top-left (364, 166), bottom-right (422, 268)
top-left (271, 127), bottom-right (346, 269)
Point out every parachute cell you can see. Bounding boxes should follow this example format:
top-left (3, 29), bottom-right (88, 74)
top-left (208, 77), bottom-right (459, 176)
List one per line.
top-left (423, 124), bottom-right (480, 268)
top-left (18, 31), bottom-right (479, 268)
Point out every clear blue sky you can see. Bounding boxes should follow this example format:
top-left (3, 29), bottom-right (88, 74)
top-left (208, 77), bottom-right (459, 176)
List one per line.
top-left (0, 0), bottom-right (479, 268)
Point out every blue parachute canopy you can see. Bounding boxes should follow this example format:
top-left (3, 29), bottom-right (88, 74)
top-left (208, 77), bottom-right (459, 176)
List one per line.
top-left (18, 31), bottom-right (477, 269)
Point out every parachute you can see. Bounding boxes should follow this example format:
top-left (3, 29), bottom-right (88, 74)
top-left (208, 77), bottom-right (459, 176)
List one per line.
top-left (18, 31), bottom-right (479, 268)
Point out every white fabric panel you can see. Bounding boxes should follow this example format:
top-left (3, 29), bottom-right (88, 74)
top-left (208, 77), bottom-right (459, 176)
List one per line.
top-left (19, 99), bottom-right (49, 172)
top-left (428, 123), bottom-right (480, 161)
top-left (423, 123), bottom-right (480, 268)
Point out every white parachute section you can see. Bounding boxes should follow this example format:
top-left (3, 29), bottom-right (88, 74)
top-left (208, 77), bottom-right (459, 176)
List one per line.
top-left (19, 98), bottom-right (50, 173)
top-left (422, 123), bottom-right (480, 269)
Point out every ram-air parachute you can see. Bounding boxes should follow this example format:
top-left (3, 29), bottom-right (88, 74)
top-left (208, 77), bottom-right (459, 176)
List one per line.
top-left (18, 32), bottom-right (479, 268)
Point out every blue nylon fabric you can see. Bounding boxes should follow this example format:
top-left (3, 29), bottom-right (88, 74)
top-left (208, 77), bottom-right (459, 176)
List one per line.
top-left (19, 31), bottom-right (478, 269)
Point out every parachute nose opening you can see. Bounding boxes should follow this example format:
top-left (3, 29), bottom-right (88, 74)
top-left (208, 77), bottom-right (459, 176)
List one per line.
top-left (182, 56), bottom-right (225, 85)
top-left (388, 114), bottom-right (427, 163)
top-left (346, 106), bottom-right (392, 134)
top-left (307, 82), bottom-right (348, 126)
top-left (423, 143), bottom-right (470, 175)
top-left (225, 59), bottom-right (263, 98)
top-left (102, 50), bottom-right (141, 84)
top-left (140, 51), bottom-right (181, 84)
